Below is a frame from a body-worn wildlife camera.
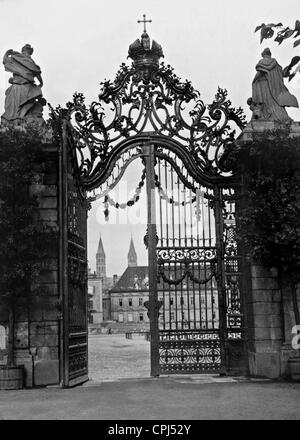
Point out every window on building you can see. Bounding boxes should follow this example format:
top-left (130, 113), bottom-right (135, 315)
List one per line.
top-left (190, 297), bottom-right (194, 305)
top-left (139, 313), bottom-right (144, 322)
top-left (118, 313), bottom-right (124, 322)
top-left (119, 298), bottom-right (123, 307)
top-left (170, 297), bottom-right (174, 306)
top-left (139, 298), bottom-right (143, 306)
top-left (128, 313), bottom-right (133, 322)
top-left (128, 298), bottom-right (133, 307)
top-left (170, 312), bottom-right (175, 321)
top-left (180, 297), bottom-right (184, 305)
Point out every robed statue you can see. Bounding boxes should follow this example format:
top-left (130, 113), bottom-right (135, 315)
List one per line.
top-left (249, 48), bottom-right (298, 123)
top-left (1, 44), bottom-right (46, 124)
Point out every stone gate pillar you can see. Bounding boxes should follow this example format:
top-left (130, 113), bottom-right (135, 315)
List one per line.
top-left (238, 121), bottom-right (300, 379)
top-left (7, 139), bottom-right (61, 388)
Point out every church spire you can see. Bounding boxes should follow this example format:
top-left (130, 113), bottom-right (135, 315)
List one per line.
top-left (97, 234), bottom-right (105, 255)
top-left (128, 237), bottom-right (137, 267)
top-left (96, 234), bottom-right (106, 278)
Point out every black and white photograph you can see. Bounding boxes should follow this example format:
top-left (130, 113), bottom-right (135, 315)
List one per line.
top-left (0, 0), bottom-right (299, 423)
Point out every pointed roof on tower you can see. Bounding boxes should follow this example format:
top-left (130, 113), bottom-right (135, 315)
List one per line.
top-left (97, 234), bottom-right (105, 256)
top-left (128, 236), bottom-right (137, 267)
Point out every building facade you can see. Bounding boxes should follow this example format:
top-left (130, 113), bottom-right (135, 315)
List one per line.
top-left (88, 271), bottom-right (103, 324)
top-left (88, 235), bottom-right (118, 323)
top-left (110, 265), bottom-right (150, 325)
top-left (109, 239), bottom-right (218, 329)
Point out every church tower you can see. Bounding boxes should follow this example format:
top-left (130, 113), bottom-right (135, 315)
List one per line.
top-left (96, 235), bottom-right (106, 278)
top-left (128, 237), bottom-right (137, 267)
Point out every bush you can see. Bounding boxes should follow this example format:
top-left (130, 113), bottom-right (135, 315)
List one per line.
top-left (0, 127), bottom-right (56, 365)
top-left (236, 130), bottom-right (300, 324)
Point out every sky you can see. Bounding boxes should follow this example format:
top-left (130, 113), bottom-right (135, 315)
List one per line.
top-left (1, 0), bottom-right (299, 276)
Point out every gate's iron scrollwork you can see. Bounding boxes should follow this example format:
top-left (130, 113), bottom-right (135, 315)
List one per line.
top-left (51, 29), bottom-right (245, 192)
top-left (52, 24), bottom-right (247, 380)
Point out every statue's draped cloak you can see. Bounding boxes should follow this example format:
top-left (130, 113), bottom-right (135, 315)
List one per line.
top-left (2, 52), bottom-right (43, 121)
top-left (252, 56), bottom-right (298, 122)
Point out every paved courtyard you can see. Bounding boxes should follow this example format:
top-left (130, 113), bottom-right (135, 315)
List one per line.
top-left (0, 378), bottom-right (299, 420)
top-left (0, 334), bottom-right (299, 420)
top-left (88, 334), bottom-right (151, 382)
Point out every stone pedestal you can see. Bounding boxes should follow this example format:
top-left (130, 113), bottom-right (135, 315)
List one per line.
top-left (239, 121), bottom-right (300, 142)
top-left (245, 264), bottom-right (282, 379)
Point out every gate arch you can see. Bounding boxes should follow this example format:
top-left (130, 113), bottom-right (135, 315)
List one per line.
top-left (52, 27), bottom-right (246, 384)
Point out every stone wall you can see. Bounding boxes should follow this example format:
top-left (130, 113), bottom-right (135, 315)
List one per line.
top-left (13, 144), bottom-right (61, 387)
top-left (243, 263), bottom-right (300, 379)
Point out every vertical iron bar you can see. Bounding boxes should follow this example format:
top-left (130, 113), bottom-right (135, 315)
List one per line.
top-left (196, 190), bottom-right (200, 329)
top-left (164, 161), bottom-right (169, 248)
top-left (171, 166), bottom-right (175, 248)
top-left (208, 190), bottom-right (212, 247)
top-left (158, 160), bottom-right (165, 330)
top-left (144, 142), bottom-right (160, 377)
top-left (189, 188), bottom-right (193, 248)
top-left (177, 176), bottom-right (181, 248)
top-left (214, 186), bottom-right (227, 375)
top-left (202, 191), bottom-right (208, 328)
top-left (183, 183), bottom-right (187, 247)
top-left (170, 166), bottom-right (177, 331)
top-left (158, 159), bottom-right (164, 248)
top-left (188, 189), bottom-right (193, 328)
top-left (60, 121), bottom-right (69, 387)
top-left (182, 188), bottom-right (188, 330)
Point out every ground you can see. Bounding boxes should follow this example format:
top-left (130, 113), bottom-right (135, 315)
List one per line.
top-left (0, 334), bottom-right (299, 420)
top-left (88, 334), bottom-right (150, 381)
top-left (0, 378), bottom-right (299, 420)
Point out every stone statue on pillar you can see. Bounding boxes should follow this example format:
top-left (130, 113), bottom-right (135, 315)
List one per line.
top-left (1, 44), bottom-right (46, 125)
top-left (248, 48), bottom-right (298, 124)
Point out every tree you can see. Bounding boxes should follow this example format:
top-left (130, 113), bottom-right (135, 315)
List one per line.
top-left (236, 131), bottom-right (300, 327)
top-left (0, 127), bottom-right (55, 366)
top-left (255, 21), bottom-right (300, 81)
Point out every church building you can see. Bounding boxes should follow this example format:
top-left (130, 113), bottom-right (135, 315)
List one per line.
top-left (89, 236), bottom-right (218, 330)
top-left (88, 235), bottom-right (118, 323)
top-left (109, 238), bottom-right (150, 326)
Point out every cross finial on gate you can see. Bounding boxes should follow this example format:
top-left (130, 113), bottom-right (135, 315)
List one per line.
top-left (137, 14), bottom-right (152, 33)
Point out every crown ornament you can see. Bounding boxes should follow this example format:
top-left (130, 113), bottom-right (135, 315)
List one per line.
top-left (128, 15), bottom-right (163, 71)
top-left (128, 31), bottom-right (164, 69)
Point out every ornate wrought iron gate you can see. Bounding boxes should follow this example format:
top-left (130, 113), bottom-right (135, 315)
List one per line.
top-left (53, 24), bottom-right (247, 382)
top-left (153, 158), bottom-right (243, 374)
top-left (58, 123), bottom-right (89, 387)
top-left (141, 143), bottom-right (245, 376)
top-left (154, 157), bottom-right (225, 374)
